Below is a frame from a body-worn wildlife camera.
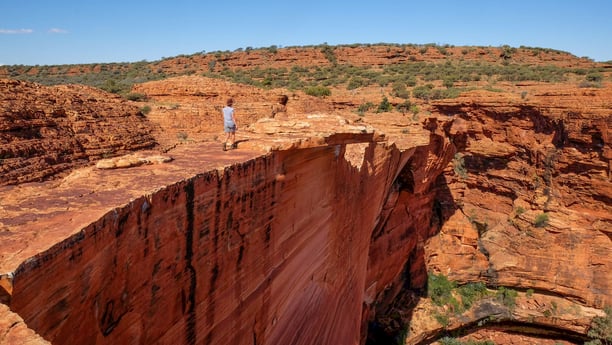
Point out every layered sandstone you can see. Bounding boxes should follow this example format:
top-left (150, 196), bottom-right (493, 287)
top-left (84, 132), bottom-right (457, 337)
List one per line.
top-left (0, 79), bottom-right (157, 186)
top-left (1, 100), bottom-right (453, 345)
top-left (406, 84), bottom-right (612, 343)
top-left (1, 69), bottom-right (610, 345)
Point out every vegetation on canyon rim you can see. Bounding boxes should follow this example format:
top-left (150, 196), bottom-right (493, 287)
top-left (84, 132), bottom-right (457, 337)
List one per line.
top-left (2, 43), bottom-right (607, 107)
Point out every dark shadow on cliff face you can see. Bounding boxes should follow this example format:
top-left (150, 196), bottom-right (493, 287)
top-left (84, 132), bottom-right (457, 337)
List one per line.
top-left (366, 167), bottom-right (457, 344)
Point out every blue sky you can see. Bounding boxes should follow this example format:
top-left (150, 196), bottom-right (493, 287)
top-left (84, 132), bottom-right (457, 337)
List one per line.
top-left (1, 0), bottom-right (611, 66)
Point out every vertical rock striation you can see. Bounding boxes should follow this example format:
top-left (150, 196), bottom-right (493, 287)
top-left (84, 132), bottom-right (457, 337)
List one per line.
top-left (3, 118), bottom-right (454, 345)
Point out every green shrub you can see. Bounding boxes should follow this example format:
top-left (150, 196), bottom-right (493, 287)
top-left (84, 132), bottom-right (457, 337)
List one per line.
top-left (457, 282), bottom-right (488, 308)
top-left (347, 77), bottom-right (365, 90)
top-left (376, 96), bottom-right (393, 113)
top-left (496, 286), bottom-right (518, 309)
top-left (391, 81), bottom-right (410, 99)
top-left (439, 338), bottom-right (495, 345)
top-left (534, 213), bottom-right (549, 227)
top-left (453, 153), bottom-right (468, 178)
top-left (357, 102), bottom-right (374, 115)
top-left (412, 84), bottom-right (434, 100)
top-left (434, 312), bottom-right (450, 327)
top-left (395, 100), bottom-right (412, 114)
top-left (305, 85), bottom-right (331, 97)
top-left (428, 273), bottom-right (457, 306)
top-left (587, 306), bottom-right (612, 345)
top-left (140, 105), bottom-right (152, 115)
top-left (320, 44), bottom-right (337, 64)
top-left (586, 72), bottom-right (603, 82)
top-left (443, 78), bottom-right (455, 88)
top-left (125, 92), bottom-right (148, 101)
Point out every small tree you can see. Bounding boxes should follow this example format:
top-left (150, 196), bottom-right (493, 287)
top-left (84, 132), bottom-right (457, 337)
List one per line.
top-left (376, 96), bottom-right (393, 113)
top-left (586, 306), bottom-right (612, 345)
top-left (412, 84), bottom-right (434, 101)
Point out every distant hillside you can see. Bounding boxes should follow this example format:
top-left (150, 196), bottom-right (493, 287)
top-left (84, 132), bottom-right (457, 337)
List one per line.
top-left (0, 43), bottom-right (607, 97)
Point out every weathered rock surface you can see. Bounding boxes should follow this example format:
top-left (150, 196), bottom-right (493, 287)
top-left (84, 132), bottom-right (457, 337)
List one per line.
top-left (0, 304), bottom-right (49, 345)
top-left (131, 75), bottom-right (335, 150)
top-left (0, 73), bottom-right (453, 345)
top-left (0, 70), bottom-right (610, 345)
top-left (0, 79), bottom-right (157, 186)
top-left (411, 84), bottom-right (612, 342)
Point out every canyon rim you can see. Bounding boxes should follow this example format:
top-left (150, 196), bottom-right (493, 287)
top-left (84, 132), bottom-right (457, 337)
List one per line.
top-left (0, 44), bottom-right (610, 345)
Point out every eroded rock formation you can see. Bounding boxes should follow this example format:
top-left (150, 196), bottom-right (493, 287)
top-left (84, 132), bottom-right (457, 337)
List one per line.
top-left (0, 79), bottom-right (157, 186)
top-left (1, 110), bottom-right (453, 344)
top-left (1, 72), bottom-right (610, 345)
top-left (401, 85), bottom-right (612, 344)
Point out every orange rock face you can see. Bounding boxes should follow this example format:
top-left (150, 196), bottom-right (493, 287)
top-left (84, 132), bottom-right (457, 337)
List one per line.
top-left (1, 58), bottom-right (611, 344)
top-left (0, 79), bottom-right (157, 186)
top-left (0, 304), bottom-right (49, 345)
top-left (417, 84), bottom-right (612, 341)
top-left (1, 111), bottom-right (452, 344)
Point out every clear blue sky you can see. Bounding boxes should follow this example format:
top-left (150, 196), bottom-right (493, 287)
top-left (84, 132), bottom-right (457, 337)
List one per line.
top-left (1, 0), bottom-right (611, 66)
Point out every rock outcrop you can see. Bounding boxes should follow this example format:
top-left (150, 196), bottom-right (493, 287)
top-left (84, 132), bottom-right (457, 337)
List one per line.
top-left (1, 105), bottom-right (453, 345)
top-left (0, 79), bottom-right (157, 186)
top-left (401, 84), bottom-right (612, 343)
top-left (1, 71), bottom-right (610, 345)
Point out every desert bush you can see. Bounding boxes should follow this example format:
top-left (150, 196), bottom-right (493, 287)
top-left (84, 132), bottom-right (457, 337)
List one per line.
top-left (457, 282), bottom-right (488, 309)
top-left (357, 102), bottom-right (374, 115)
top-left (586, 72), bottom-right (603, 82)
top-left (395, 100), bottom-right (412, 114)
top-left (412, 84), bottom-right (434, 100)
top-left (428, 273), bottom-right (457, 306)
top-left (439, 337), bottom-right (495, 345)
top-left (320, 44), bottom-right (337, 64)
top-left (140, 105), bottom-right (152, 115)
top-left (496, 286), bottom-right (518, 309)
top-left (579, 80), bottom-right (602, 88)
top-left (125, 93), bottom-right (148, 101)
top-left (534, 213), bottom-right (549, 227)
top-left (305, 85), bottom-right (331, 97)
top-left (347, 77), bottom-right (365, 90)
top-left (443, 77), bottom-right (455, 88)
top-left (453, 153), bottom-right (468, 178)
top-left (391, 81), bottom-right (410, 99)
top-left (586, 306), bottom-right (612, 345)
top-left (376, 96), bottom-right (393, 113)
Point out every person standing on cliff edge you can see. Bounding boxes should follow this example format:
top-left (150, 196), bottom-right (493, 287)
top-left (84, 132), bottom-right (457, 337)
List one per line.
top-left (222, 98), bottom-right (237, 151)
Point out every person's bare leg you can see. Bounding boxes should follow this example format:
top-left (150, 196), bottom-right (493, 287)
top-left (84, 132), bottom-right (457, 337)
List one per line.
top-left (223, 132), bottom-right (231, 150)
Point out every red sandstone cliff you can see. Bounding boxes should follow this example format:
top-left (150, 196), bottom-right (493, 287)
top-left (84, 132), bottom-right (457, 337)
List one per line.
top-left (0, 79), bottom-right (157, 186)
top-left (1, 107), bottom-right (453, 344)
top-left (1, 67), bottom-right (611, 345)
top-left (402, 85), bottom-right (612, 344)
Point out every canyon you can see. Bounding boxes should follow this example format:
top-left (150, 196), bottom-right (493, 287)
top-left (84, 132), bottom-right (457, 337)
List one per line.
top-left (0, 45), bottom-right (611, 345)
